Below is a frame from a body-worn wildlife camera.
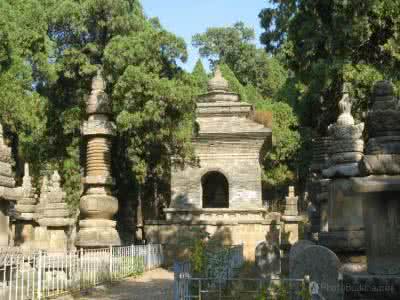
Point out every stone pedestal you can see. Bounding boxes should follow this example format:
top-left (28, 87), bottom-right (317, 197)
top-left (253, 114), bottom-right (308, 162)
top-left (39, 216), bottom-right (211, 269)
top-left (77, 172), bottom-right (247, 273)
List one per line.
top-left (353, 177), bottom-right (400, 275)
top-left (76, 69), bottom-right (120, 248)
top-left (319, 178), bottom-right (365, 254)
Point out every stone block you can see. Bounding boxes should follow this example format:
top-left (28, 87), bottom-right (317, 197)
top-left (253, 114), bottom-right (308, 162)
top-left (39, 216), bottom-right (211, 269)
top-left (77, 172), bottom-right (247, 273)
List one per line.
top-left (362, 154), bottom-right (400, 175)
top-left (290, 245), bottom-right (340, 300)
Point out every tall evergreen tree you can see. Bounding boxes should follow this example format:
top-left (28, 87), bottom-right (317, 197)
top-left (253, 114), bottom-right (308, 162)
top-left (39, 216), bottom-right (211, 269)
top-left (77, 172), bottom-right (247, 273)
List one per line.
top-left (259, 0), bottom-right (400, 133)
top-left (191, 59), bottom-right (208, 94)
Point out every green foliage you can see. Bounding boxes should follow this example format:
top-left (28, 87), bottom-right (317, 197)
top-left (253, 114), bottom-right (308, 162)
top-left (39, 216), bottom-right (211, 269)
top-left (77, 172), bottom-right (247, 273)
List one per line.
top-left (256, 101), bottom-right (300, 188)
top-left (191, 59), bottom-right (209, 94)
top-left (193, 22), bottom-right (288, 100)
top-left (0, 0), bottom-right (197, 215)
top-left (260, 0), bottom-right (400, 133)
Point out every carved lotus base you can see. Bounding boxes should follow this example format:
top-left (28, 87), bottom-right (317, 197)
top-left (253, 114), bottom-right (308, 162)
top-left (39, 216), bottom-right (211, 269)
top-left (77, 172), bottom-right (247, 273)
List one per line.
top-left (80, 194), bottom-right (118, 219)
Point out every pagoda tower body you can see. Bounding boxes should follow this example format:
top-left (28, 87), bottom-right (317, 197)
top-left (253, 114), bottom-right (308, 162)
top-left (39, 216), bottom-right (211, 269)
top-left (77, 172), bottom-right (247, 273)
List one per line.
top-left (76, 70), bottom-right (120, 248)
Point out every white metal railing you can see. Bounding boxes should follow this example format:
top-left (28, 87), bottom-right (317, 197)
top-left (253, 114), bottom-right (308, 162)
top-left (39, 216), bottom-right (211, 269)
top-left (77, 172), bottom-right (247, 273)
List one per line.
top-left (0, 244), bottom-right (164, 299)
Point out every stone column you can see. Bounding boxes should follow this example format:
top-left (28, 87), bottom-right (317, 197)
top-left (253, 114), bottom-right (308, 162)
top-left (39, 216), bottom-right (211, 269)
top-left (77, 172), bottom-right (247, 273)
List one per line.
top-left (76, 70), bottom-right (120, 248)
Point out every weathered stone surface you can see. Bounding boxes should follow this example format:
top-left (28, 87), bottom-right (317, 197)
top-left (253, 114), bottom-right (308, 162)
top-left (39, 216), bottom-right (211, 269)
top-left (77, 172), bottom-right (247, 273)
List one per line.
top-left (0, 175), bottom-right (15, 188)
top-left (290, 245), bottom-right (341, 300)
top-left (80, 194), bottom-right (118, 218)
top-left (289, 240), bottom-right (315, 270)
top-left (323, 162), bottom-right (360, 178)
top-left (330, 152), bottom-right (363, 165)
top-left (367, 110), bottom-right (400, 137)
top-left (319, 230), bottom-right (365, 252)
top-left (328, 139), bottom-right (364, 154)
top-left (362, 154), bottom-right (400, 175)
top-left (15, 204), bottom-right (36, 213)
top-left (328, 123), bottom-right (364, 140)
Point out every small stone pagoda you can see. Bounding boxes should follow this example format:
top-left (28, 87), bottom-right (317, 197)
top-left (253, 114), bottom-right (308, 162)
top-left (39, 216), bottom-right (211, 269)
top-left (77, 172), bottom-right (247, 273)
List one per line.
top-left (168, 67), bottom-right (271, 214)
top-left (76, 69), bottom-right (120, 248)
top-left (14, 163), bottom-right (37, 249)
top-left (36, 171), bottom-right (74, 251)
top-left (145, 67), bottom-right (295, 260)
top-left (321, 85), bottom-right (366, 271)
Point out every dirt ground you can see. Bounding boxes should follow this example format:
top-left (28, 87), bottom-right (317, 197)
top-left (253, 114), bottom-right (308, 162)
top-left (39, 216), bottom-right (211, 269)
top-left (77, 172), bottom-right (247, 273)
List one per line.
top-left (75, 268), bottom-right (174, 300)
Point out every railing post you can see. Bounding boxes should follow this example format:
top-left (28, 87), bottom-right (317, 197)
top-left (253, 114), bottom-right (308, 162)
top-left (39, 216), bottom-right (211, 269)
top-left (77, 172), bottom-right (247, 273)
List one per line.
top-left (109, 245), bottom-right (113, 281)
top-left (37, 250), bottom-right (43, 300)
top-left (147, 244), bottom-right (151, 270)
top-left (79, 248), bottom-right (83, 289)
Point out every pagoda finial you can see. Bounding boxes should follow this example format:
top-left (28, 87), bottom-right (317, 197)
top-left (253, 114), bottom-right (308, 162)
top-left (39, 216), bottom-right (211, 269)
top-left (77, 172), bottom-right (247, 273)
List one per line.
top-left (337, 83), bottom-right (354, 126)
top-left (208, 65), bottom-right (229, 92)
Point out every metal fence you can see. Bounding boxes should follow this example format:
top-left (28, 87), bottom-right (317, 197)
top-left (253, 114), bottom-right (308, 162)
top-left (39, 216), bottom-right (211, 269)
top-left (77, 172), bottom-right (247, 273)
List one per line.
top-left (174, 244), bottom-right (245, 300)
top-left (0, 244), bottom-right (164, 299)
top-left (174, 277), bottom-right (308, 300)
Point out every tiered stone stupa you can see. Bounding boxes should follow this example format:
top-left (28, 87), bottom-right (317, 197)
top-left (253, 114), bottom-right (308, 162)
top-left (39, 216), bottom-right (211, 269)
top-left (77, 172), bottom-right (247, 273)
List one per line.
top-left (14, 163), bottom-right (37, 249)
top-left (321, 85), bottom-right (365, 270)
top-left (354, 81), bottom-right (400, 274)
top-left (38, 171), bottom-right (74, 250)
top-left (344, 80), bottom-right (400, 299)
top-left (76, 69), bottom-right (120, 248)
top-left (0, 124), bottom-right (18, 246)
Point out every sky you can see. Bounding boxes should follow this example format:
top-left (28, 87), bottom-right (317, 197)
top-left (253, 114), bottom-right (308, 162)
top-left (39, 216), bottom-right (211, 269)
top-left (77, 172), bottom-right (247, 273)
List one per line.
top-left (141, 0), bottom-right (269, 72)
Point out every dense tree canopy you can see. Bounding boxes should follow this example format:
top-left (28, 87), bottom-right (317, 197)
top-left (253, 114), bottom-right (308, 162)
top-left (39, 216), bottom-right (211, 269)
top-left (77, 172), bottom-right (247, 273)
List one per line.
top-left (0, 0), bottom-right (198, 221)
top-left (193, 22), bottom-right (287, 100)
top-left (260, 0), bottom-right (400, 133)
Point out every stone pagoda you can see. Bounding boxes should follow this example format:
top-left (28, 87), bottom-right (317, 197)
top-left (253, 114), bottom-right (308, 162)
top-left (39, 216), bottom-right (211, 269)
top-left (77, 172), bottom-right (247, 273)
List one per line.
top-left (146, 67), bottom-right (284, 260)
top-left (35, 171), bottom-right (74, 251)
top-left (14, 163), bottom-right (37, 249)
top-left (321, 85), bottom-right (366, 271)
top-left (0, 124), bottom-right (19, 246)
top-left (168, 67), bottom-right (271, 213)
top-left (76, 69), bottom-right (120, 248)
top-left (343, 80), bottom-right (400, 299)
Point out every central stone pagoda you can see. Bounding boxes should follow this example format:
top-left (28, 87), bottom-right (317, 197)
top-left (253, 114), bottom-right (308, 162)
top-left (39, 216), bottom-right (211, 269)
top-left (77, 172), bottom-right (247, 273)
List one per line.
top-left (146, 67), bottom-right (276, 260)
top-left (168, 67), bottom-right (271, 217)
top-left (76, 70), bottom-right (120, 248)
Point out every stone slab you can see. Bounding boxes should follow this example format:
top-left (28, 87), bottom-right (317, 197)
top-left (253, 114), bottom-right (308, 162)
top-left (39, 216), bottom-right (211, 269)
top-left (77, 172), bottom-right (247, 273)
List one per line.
top-left (290, 245), bottom-right (341, 300)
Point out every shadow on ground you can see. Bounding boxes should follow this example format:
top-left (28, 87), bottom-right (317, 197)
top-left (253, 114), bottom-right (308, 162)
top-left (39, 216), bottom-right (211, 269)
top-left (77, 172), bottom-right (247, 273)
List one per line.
top-left (74, 268), bottom-right (174, 300)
